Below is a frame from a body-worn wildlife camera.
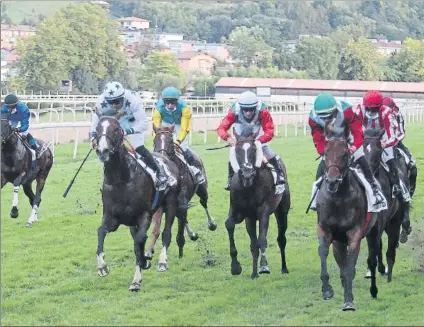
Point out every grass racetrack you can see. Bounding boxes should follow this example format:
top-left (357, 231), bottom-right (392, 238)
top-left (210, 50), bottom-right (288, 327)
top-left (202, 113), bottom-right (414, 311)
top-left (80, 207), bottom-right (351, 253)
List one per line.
top-left (1, 124), bottom-right (423, 326)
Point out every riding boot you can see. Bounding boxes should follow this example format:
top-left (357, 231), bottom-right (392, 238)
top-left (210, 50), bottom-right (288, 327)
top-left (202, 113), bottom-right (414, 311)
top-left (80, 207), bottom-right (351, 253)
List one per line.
top-left (386, 158), bottom-right (402, 197)
top-left (356, 156), bottom-right (385, 205)
top-left (397, 141), bottom-right (416, 170)
top-left (26, 133), bottom-right (40, 159)
top-left (183, 149), bottom-right (204, 184)
top-left (225, 162), bottom-right (234, 191)
top-left (136, 146), bottom-right (168, 187)
top-left (268, 156), bottom-right (285, 185)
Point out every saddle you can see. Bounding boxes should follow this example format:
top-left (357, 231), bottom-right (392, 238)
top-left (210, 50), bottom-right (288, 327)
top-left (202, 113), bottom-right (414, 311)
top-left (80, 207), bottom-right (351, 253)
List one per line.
top-left (173, 146), bottom-right (205, 185)
top-left (16, 134), bottom-right (49, 162)
top-left (125, 146), bottom-right (177, 192)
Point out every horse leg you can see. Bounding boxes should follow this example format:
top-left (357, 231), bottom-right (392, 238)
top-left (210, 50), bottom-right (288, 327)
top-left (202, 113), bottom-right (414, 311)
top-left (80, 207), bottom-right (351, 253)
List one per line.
top-left (257, 210), bottom-right (271, 275)
top-left (176, 211), bottom-right (186, 258)
top-left (178, 191), bottom-right (198, 241)
top-left (10, 171), bottom-right (25, 219)
top-left (399, 202), bottom-right (411, 244)
top-left (145, 208), bottom-right (163, 260)
top-left (386, 216), bottom-right (402, 283)
top-left (22, 182), bottom-right (35, 207)
top-left (129, 212), bottom-right (152, 292)
top-left (245, 217), bottom-right (259, 279)
top-left (365, 225), bottom-right (379, 299)
top-left (408, 166), bottom-right (417, 197)
top-left (96, 218), bottom-right (119, 277)
top-left (26, 173), bottom-right (47, 227)
top-left (225, 206), bottom-right (242, 275)
top-left (341, 230), bottom-right (362, 311)
top-left (1, 174), bottom-right (7, 188)
top-left (196, 183), bottom-right (217, 231)
top-left (157, 195), bottom-right (177, 272)
top-left (275, 205), bottom-right (289, 274)
top-left (317, 225), bottom-right (334, 300)
top-left (377, 236), bottom-right (386, 275)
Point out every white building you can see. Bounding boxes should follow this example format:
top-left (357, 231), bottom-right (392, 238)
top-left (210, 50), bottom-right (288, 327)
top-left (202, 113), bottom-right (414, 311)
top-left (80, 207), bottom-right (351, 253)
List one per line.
top-left (116, 17), bottom-right (150, 30)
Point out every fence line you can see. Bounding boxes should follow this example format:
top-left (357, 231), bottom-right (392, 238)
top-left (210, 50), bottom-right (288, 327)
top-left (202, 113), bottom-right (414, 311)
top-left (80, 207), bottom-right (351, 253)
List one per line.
top-left (29, 105), bottom-right (423, 160)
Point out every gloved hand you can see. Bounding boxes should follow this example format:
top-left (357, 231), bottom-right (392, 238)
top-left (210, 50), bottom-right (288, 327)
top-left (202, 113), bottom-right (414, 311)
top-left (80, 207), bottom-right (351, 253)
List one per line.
top-left (174, 139), bottom-right (181, 147)
top-left (348, 145), bottom-right (357, 154)
top-left (227, 135), bottom-right (236, 146)
top-left (91, 137), bottom-right (98, 150)
top-left (13, 127), bottom-right (21, 133)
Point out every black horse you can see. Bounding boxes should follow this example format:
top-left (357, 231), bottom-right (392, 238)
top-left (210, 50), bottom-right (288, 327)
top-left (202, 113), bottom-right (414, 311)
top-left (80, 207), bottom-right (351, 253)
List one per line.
top-left (363, 128), bottom-right (407, 282)
top-left (146, 125), bottom-right (217, 263)
top-left (225, 130), bottom-right (290, 279)
top-left (94, 116), bottom-right (181, 290)
top-left (316, 121), bottom-right (383, 311)
top-left (1, 115), bottom-right (53, 227)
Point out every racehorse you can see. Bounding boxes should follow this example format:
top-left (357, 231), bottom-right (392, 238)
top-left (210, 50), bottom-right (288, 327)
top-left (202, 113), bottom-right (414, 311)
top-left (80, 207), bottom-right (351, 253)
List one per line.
top-left (1, 114), bottom-right (53, 227)
top-left (363, 128), bottom-right (407, 282)
top-left (94, 116), bottom-right (181, 290)
top-left (225, 130), bottom-right (290, 279)
top-left (316, 120), bottom-right (382, 311)
top-left (146, 125), bottom-right (217, 263)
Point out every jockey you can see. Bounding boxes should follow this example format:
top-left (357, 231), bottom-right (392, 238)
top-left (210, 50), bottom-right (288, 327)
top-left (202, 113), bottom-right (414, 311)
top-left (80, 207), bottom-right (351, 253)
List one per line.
top-left (1, 94), bottom-right (40, 158)
top-left (309, 92), bottom-right (385, 210)
top-left (90, 81), bottom-right (168, 188)
top-left (356, 90), bottom-right (403, 198)
top-left (153, 86), bottom-right (205, 184)
top-left (382, 96), bottom-right (416, 170)
top-left (216, 91), bottom-right (285, 190)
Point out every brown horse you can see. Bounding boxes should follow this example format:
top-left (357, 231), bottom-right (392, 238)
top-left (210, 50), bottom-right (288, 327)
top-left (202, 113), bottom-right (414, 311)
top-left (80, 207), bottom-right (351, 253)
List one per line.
top-left (225, 130), bottom-right (290, 278)
top-left (316, 121), bottom-right (382, 311)
top-left (94, 116), bottom-right (181, 289)
top-left (1, 115), bottom-right (53, 227)
top-left (363, 128), bottom-right (407, 282)
top-left (146, 125), bottom-right (217, 266)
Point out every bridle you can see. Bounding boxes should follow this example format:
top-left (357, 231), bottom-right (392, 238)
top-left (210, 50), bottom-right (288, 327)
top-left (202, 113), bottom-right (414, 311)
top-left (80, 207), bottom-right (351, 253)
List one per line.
top-left (96, 117), bottom-right (124, 155)
top-left (324, 137), bottom-right (351, 193)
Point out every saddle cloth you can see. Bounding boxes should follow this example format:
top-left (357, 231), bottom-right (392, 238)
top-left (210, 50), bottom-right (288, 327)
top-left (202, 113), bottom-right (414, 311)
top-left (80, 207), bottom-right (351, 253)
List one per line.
top-left (309, 168), bottom-right (387, 213)
top-left (17, 134), bottom-right (50, 161)
top-left (380, 155), bottom-right (411, 203)
top-left (174, 150), bottom-right (205, 184)
top-left (127, 151), bottom-right (177, 192)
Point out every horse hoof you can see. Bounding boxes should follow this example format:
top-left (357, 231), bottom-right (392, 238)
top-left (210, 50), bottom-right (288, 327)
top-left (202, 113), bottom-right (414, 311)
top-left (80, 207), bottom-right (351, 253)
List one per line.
top-left (10, 207), bottom-right (19, 219)
top-left (97, 265), bottom-right (109, 277)
top-left (259, 266), bottom-right (270, 274)
top-left (378, 265), bottom-right (386, 275)
top-left (364, 270), bottom-right (371, 279)
top-left (208, 221), bottom-right (217, 231)
top-left (281, 267), bottom-right (289, 274)
top-left (322, 289), bottom-right (334, 300)
top-left (387, 275), bottom-right (392, 283)
top-left (189, 233), bottom-right (199, 241)
top-left (142, 261), bottom-right (152, 270)
top-left (157, 262), bottom-right (168, 272)
top-left (342, 302), bottom-right (356, 311)
top-left (251, 272), bottom-right (259, 279)
top-left (144, 250), bottom-right (154, 260)
top-left (370, 286), bottom-right (378, 298)
top-left (231, 262), bottom-right (242, 276)
top-left (129, 283), bottom-right (140, 292)
top-left (26, 223), bottom-right (33, 228)
top-left (399, 230), bottom-right (408, 243)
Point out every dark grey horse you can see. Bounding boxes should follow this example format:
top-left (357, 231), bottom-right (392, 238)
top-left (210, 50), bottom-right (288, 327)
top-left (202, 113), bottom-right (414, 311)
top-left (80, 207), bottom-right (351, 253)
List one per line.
top-left (225, 130), bottom-right (290, 279)
top-left (316, 121), bottom-right (382, 311)
top-left (94, 116), bottom-right (181, 290)
top-left (1, 115), bottom-right (53, 227)
top-left (146, 125), bottom-right (217, 263)
top-left (363, 128), bottom-right (407, 282)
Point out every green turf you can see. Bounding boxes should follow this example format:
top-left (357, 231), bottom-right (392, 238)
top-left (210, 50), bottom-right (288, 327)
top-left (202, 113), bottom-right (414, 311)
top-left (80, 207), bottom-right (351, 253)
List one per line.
top-left (4, 1), bottom-right (83, 24)
top-left (1, 124), bottom-right (424, 326)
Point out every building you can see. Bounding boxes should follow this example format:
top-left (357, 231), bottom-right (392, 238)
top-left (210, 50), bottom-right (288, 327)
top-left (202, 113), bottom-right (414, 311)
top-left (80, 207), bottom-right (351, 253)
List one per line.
top-left (168, 40), bottom-right (232, 62)
top-left (116, 17), bottom-right (150, 30)
top-left (1, 24), bottom-right (36, 50)
top-left (153, 33), bottom-right (184, 48)
top-left (177, 51), bottom-right (217, 75)
top-left (368, 38), bottom-right (403, 56)
top-left (215, 77), bottom-right (424, 102)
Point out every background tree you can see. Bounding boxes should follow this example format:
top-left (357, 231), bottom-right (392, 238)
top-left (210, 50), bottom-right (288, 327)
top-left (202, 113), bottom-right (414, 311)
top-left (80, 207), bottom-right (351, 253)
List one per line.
top-left (15, 3), bottom-right (126, 92)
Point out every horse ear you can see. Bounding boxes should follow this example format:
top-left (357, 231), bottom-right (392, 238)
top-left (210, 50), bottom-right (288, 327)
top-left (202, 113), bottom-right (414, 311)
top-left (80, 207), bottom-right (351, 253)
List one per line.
top-left (170, 124), bottom-right (175, 132)
top-left (251, 129), bottom-right (260, 140)
top-left (324, 120), bottom-right (333, 138)
top-left (153, 124), bottom-right (158, 133)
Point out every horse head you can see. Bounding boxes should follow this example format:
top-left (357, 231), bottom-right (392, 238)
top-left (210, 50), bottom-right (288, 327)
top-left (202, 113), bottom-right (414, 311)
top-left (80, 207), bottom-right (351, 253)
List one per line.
top-left (323, 120), bottom-right (351, 193)
top-left (363, 128), bottom-right (385, 174)
top-left (233, 128), bottom-right (262, 188)
top-left (1, 114), bottom-right (14, 149)
top-left (95, 116), bottom-right (124, 162)
top-left (153, 124), bottom-right (176, 157)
